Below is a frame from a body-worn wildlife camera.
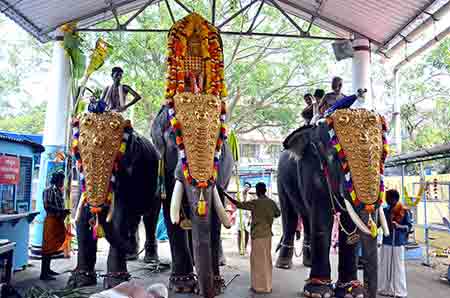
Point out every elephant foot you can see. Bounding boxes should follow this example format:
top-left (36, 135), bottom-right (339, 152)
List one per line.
top-left (275, 243), bottom-right (294, 269)
top-left (103, 272), bottom-right (131, 289)
top-left (303, 279), bottom-right (333, 298)
top-left (169, 273), bottom-right (198, 294)
top-left (66, 270), bottom-right (97, 289)
top-left (303, 244), bottom-right (312, 268)
top-left (334, 280), bottom-right (365, 298)
top-left (214, 276), bottom-right (226, 295)
top-left (144, 244), bottom-right (159, 264)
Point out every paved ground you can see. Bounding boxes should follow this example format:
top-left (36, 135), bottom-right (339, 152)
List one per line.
top-left (12, 228), bottom-right (450, 298)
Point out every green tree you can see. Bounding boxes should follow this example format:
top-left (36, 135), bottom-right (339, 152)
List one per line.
top-left (83, 0), bottom-right (335, 135)
top-left (0, 102), bottom-right (46, 134)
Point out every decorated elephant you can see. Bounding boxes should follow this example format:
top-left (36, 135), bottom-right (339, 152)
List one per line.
top-left (67, 111), bottom-right (160, 289)
top-left (277, 109), bottom-right (390, 298)
top-left (150, 13), bottom-right (234, 298)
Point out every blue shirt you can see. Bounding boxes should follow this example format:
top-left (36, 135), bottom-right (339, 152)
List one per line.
top-left (382, 206), bottom-right (413, 246)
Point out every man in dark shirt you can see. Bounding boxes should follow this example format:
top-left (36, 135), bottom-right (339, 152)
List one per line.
top-left (41, 171), bottom-right (70, 280)
top-left (227, 182), bottom-right (280, 293)
top-left (101, 67), bottom-right (142, 112)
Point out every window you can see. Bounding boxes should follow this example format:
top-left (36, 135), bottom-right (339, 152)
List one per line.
top-left (240, 144), bottom-right (259, 159)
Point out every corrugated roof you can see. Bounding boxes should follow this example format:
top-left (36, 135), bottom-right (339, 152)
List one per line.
top-left (0, 0), bottom-right (449, 54)
top-left (0, 130), bottom-right (45, 153)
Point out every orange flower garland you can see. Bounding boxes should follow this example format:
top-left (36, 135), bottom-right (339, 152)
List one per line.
top-left (165, 13), bottom-right (227, 99)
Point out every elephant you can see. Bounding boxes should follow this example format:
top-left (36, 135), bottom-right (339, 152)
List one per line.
top-left (126, 209), bottom-right (161, 263)
top-left (151, 104), bottom-right (234, 298)
top-left (276, 109), bottom-right (390, 298)
top-left (67, 112), bottom-right (160, 289)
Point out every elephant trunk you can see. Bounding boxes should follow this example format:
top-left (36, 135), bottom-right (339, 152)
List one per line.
top-left (191, 195), bottom-right (215, 298)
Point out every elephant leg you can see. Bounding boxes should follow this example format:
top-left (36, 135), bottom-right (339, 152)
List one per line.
top-left (334, 213), bottom-right (364, 298)
top-left (104, 246), bottom-right (129, 289)
top-left (302, 214), bottom-right (312, 268)
top-left (127, 215), bottom-right (141, 260)
top-left (143, 203), bottom-right (160, 263)
top-left (66, 205), bottom-right (97, 289)
top-left (275, 183), bottom-right (298, 269)
top-left (210, 204), bottom-right (225, 295)
top-left (218, 239), bottom-right (226, 266)
top-left (104, 208), bottom-right (130, 289)
top-left (304, 190), bottom-right (333, 298)
top-left (163, 178), bottom-right (196, 293)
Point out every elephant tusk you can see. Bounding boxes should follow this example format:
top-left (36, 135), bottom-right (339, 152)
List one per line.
top-left (379, 206), bottom-right (390, 237)
top-left (74, 194), bottom-right (85, 223)
top-left (344, 199), bottom-right (371, 235)
top-left (106, 193), bottom-right (115, 223)
top-left (213, 186), bottom-right (232, 229)
top-left (170, 180), bottom-right (184, 224)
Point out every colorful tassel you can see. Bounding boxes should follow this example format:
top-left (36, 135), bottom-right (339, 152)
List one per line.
top-left (197, 190), bottom-right (207, 216)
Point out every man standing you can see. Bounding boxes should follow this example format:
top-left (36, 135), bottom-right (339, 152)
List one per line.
top-left (101, 67), bottom-right (142, 112)
top-left (41, 171), bottom-right (70, 280)
top-left (226, 182), bottom-right (280, 293)
top-left (378, 189), bottom-right (412, 298)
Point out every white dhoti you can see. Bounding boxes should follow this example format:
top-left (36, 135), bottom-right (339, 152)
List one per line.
top-left (378, 244), bottom-right (408, 297)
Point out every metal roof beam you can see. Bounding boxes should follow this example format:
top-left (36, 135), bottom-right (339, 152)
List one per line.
top-left (266, 0), bottom-right (306, 36)
top-left (306, 0), bottom-right (328, 34)
top-left (247, 0), bottom-right (265, 33)
top-left (0, 0), bottom-right (45, 42)
top-left (276, 0), bottom-right (382, 46)
top-left (211, 0), bottom-right (216, 25)
top-left (123, 0), bottom-right (157, 27)
top-left (76, 26), bottom-right (347, 41)
top-left (164, 0), bottom-right (175, 24)
top-left (218, 0), bottom-right (259, 29)
top-left (41, 0), bottom-right (142, 35)
top-left (172, 0), bottom-right (192, 14)
top-left (380, 0), bottom-right (442, 51)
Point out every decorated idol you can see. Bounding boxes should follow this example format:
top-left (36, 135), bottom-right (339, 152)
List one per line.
top-left (150, 13), bottom-right (234, 298)
top-left (276, 93), bottom-right (389, 298)
top-left (68, 86), bottom-right (160, 289)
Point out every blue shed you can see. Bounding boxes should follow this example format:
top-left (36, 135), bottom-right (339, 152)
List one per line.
top-left (0, 131), bottom-right (43, 270)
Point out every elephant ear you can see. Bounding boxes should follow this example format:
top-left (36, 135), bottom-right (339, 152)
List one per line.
top-left (283, 125), bottom-right (313, 160)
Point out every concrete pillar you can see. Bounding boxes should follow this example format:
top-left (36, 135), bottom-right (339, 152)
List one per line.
top-left (352, 37), bottom-right (372, 109)
top-left (30, 31), bottom-right (71, 256)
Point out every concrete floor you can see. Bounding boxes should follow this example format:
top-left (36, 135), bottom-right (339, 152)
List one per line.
top-left (11, 231), bottom-right (450, 298)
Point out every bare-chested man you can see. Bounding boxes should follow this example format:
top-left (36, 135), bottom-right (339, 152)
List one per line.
top-left (319, 76), bottom-right (345, 114)
top-left (101, 67), bottom-right (142, 112)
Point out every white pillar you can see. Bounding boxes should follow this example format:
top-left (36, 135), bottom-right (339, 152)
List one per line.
top-left (42, 35), bottom-right (71, 147)
top-left (352, 37), bottom-right (372, 109)
top-left (31, 31), bottom-right (71, 252)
